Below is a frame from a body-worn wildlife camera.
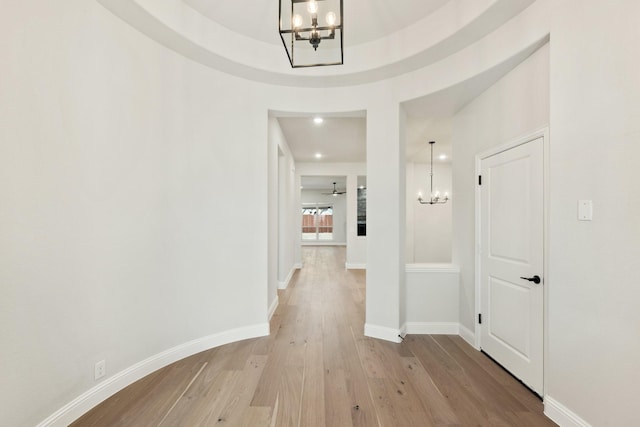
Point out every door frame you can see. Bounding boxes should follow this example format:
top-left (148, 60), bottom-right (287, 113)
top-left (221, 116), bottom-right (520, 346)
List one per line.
top-left (474, 127), bottom-right (550, 397)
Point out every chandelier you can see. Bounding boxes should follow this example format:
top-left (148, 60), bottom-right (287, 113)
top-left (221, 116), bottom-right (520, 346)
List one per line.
top-left (418, 141), bottom-right (449, 205)
top-left (279, 0), bottom-right (344, 68)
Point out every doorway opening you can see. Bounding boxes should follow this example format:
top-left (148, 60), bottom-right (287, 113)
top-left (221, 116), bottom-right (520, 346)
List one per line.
top-left (300, 175), bottom-right (346, 246)
top-left (302, 204), bottom-right (334, 241)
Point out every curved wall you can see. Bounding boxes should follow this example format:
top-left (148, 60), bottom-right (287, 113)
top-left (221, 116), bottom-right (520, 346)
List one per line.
top-left (97, 0), bottom-right (535, 86)
top-left (1, 1), bottom-right (273, 425)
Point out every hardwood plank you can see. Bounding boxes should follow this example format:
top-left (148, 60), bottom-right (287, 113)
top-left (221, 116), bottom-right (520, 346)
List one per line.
top-left (449, 335), bottom-right (546, 413)
top-left (222, 337), bottom-right (258, 370)
top-left (406, 335), bottom-right (494, 425)
top-left (274, 366), bottom-right (304, 427)
top-left (324, 368), bottom-right (354, 427)
top-left (340, 329), bottom-right (379, 427)
top-left (401, 356), bottom-right (459, 426)
top-left (251, 306), bottom-right (302, 407)
top-left (368, 378), bottom-right (431, 427)
top-left (300, 341), bottom-right (326, 427)
top-left (238, 407), bottom-right (273, 427)
top-left (204, 355), bottom-right (268, 425)
top-left (431, 335), bottom-right (528, 413)
top-left (355, 337), bottom-right (392, 379)
top-left (157, 369), bottom-right (238, 426)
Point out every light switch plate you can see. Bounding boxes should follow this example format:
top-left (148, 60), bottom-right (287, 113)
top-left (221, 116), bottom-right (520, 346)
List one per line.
top-left (578, 200), bottom-right (593, 221)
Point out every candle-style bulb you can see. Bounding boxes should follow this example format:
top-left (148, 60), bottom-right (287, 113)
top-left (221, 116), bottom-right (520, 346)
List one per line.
top-left (326, 11), bottom-right (336, 26)
top-left (292, 14), bottom-right (303, 28)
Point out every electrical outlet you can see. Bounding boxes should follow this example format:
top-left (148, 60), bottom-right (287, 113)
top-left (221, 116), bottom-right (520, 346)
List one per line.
top-left (578, 200), bottom-right (593, 221)
top-left (94, 360), bottom-right (106, 381)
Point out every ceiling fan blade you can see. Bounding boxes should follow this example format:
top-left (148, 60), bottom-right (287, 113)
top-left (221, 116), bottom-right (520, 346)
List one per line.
top-left (319, 182), bottom-right (346, 195)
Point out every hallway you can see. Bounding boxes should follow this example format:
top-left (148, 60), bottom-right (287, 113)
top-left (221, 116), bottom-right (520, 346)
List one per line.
top-left (73, 246), bottom-right (555, 426)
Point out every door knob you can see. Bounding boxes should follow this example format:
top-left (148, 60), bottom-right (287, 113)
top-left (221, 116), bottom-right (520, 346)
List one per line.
top-left (520, 275), bottom-right (541, 284)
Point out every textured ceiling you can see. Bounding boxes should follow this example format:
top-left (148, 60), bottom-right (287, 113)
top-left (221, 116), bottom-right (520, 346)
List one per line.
top-left (100, 0), bottom-right (536, 87)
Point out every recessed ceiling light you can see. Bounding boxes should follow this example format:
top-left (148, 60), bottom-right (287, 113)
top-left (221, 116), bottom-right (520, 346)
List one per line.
top-left (439, 154), bottom-right (448, 160)
top-left (315, 153), bottom-right (322, 159)
top-left (313, 117), bottom-right (324, 124)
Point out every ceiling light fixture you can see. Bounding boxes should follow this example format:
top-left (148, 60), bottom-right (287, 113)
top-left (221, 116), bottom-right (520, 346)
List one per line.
top-left (279, 0), bottom-right (344, 68)
top-left (418, 141), bottom-right (449, 205)
top-left (313, 117), bottom-right (324, 124)
top-left (322, 182), bottom-right (346, 196)
top-left (315, 153), bottom-right (322, 159)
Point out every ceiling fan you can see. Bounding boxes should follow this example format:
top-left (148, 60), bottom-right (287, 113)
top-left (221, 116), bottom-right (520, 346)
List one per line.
top-left (322, 182), bottom-right (346, 196)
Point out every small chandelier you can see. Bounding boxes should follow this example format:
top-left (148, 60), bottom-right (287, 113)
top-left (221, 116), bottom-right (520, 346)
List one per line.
top-left (279, 0), bottom-right (344, 68)
top-left (418, 141), bottom-right (449, 205)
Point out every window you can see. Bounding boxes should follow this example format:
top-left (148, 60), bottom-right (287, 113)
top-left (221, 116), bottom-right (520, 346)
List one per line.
top-left (302, 205), bottom-right (333, 241)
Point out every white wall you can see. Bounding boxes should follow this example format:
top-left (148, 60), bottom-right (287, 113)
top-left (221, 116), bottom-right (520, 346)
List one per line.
top-left (268, 117), bottom-right (297, 308)
top-left (0, 2), bottom-right (270, 425)
top-left (452, 42), bottom-right (550, 334)
top-left (301, 189), bottom-right (347, 244)
top-left (404, 265), bottom-right (460, 333)
top-left (366, 101), bottom-right (406, 342)
top-left (545, 1), bottom-right (640, 425)
top-left (406, 162), bottom-right (453, 263)
top-left (278, 149), bottom-right (298, 286)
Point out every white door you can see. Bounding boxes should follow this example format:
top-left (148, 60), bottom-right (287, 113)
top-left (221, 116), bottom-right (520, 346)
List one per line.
top-left (479, 137), bottom-right (544, 395)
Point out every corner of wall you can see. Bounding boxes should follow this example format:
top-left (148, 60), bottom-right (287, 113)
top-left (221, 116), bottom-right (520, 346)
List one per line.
top-left (277, 265), bottom-right (298, 290)
top-left (458, 323), bottom-right (477, 348)
top-left (268, 296), bottom-right (279, 321)
top-left (544, 396), bottom-right (592, 427)
top-left (364, 323), bottom-right (403, 343)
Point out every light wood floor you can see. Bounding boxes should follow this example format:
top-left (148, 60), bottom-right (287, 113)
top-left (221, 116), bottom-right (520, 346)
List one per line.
top-left (72, 246), bottom-right (556, 426)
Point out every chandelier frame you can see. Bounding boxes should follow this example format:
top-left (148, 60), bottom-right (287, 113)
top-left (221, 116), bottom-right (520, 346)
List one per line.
top-left (278, 0), bottom-right (344, 68)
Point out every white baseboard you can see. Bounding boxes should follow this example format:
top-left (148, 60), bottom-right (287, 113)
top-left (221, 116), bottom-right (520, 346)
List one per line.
top-left (278, 266), bottom-right (297, 290)
top-left (459, 324), bottom-right (477, 348)
top-left (404, 322), bottom-right (459, 335)
top-left (364, 323), bottom-right (402, 343)
top-left (268, 297), bottom-right (279, 321)
top-left (401, 323), bottom-right (477, 349)
top-left (345, 263), bottom-right (366, 270)
top-left (37, 323), bottom-right (270, 427)
top-left (544, 396), bottom-right (591, 427)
